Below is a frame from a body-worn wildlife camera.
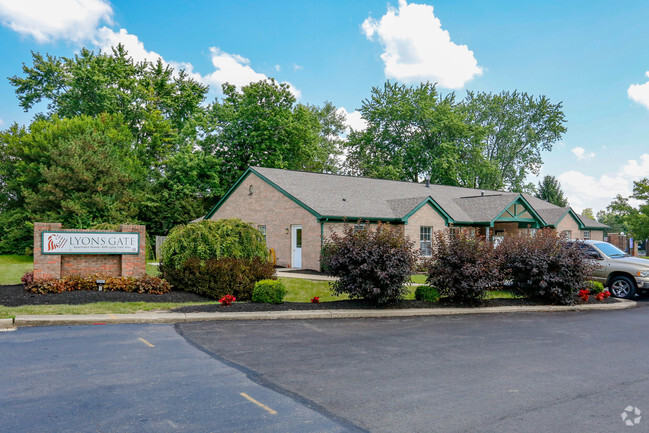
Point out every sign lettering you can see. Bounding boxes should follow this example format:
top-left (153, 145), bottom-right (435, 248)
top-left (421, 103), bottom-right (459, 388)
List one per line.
top-left (42, 232), bottom-right (140, 255)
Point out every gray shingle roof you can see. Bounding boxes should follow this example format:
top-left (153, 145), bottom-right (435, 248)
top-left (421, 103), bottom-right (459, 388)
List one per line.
top-left (244, 167), bottom-right (608, 228)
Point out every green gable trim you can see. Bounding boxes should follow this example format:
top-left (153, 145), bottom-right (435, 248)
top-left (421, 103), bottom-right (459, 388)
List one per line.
top-left (204, 167), bottom-right (322, 220)
top-left (318, 215), bottom-right (402, 223)
top-left (491, 195), bottom-right (546, 228)
top-left (401, 197), bottom-right (454, 225)
top-left (546, 208), bottom-right (585, 229)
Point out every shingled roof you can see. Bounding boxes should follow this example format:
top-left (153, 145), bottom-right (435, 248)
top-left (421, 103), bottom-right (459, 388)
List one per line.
top-left (205, 167), bottom-right (608, 229)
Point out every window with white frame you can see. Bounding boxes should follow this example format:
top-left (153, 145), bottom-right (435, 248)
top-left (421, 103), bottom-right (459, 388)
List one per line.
top-left (561, 230), bottom-right (572, 239)
top-left (258, 225), bottom-right (267, 242)
top-left (420, 226), bottom-right (433, 257)
top-left (583, 230), bottom-right (591, 240)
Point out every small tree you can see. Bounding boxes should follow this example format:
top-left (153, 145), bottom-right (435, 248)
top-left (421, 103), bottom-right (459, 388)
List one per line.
top-left (321, 222), bottom-right (418, 304)
top-left (535, 175), bottom-right (568, 207)
top-left (497, 229), bottom-right (593, 305)
top-left (426, 229), bottom-right (503, 304)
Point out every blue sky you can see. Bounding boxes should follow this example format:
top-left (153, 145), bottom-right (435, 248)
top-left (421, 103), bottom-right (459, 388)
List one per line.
top-left (1, 0), bottom-right (648, 212)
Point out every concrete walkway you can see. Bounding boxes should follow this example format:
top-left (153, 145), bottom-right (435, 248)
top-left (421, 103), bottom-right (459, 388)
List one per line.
top-left (275, 268), bottom-right (338, 281)
top-left (3, 298), bottom-right (635, 328)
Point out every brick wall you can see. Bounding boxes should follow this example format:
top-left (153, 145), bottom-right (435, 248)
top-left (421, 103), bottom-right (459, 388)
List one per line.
top-left (210, 173), bottom-right (322, 270)
top-left (33, 223), bottom-right (146, 279)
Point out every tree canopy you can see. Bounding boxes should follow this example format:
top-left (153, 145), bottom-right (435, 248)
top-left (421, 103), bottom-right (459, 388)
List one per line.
top-left (535, 175), bottom-right (569, 207)
top-left (344, 82), bottom-right (566, 191)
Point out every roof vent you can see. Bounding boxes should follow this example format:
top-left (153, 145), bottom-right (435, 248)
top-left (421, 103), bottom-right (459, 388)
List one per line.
top-left (425, 179), bottom-right (430, 188)
top-left (481, 191), bottom-right (485, 197)
top-left (342, 198), bottom-right (346, 201)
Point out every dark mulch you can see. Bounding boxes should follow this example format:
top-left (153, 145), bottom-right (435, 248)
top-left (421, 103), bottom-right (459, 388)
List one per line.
top-left (1, 284), bottom-right (620, 311)
top-left (171, 297), bottom-right (546, 313)
top-left (0, 284), bottom-right (211, 307)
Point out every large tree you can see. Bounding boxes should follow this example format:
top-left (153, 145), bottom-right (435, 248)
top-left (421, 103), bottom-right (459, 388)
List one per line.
top-left (0, 115), bottom-right (145, 252)
top-left (535, 175), bottom-right (569, 207)
top-left (203, 79), bottom-right (343, 189)
top-left (9, 45), bottom-right (208, 167)
top-left (461, 91), bottom-right (566, 191)
top-left (345, 81), bottom-right (496, 186)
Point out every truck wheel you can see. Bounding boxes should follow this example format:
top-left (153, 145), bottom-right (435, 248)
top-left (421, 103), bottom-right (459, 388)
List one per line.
top-left (609, 276), bottom-right (636, 299)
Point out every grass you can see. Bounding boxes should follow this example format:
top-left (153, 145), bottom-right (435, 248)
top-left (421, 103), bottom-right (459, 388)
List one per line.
top-left (410, 274), bottom-right (426, 284)
top-left (0, 255), bottom-right (161, 284)
top-left (0, 301), bottom-right (218, 320)
top-left (0, 255), bottom-right (33, 285)
top-left (280, 277), bottom-right (520, 301)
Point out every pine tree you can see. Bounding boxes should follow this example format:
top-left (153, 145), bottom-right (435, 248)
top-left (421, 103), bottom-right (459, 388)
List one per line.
top-left (536, 175), bottom-right (569, 207)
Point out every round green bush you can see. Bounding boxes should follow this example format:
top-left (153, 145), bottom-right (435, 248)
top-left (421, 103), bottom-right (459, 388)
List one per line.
top-left (252, 279), bottom-right (286, 304)
top-left (585, 280), bottom-right (605, 294)
top-left (161, 219), bottom-right (267, 269)
top-left (415, 285), bottom-right (440, 303)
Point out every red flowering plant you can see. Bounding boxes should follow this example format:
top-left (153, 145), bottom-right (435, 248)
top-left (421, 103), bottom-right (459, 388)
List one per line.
top-left (595, 290), bottom-right (611, 302)
top-left (578, 289), bottom-right (590, 302)
top-left (219, 294), bottom-right (236, 306)
top-left (311, 296), bottom-right (320, 304)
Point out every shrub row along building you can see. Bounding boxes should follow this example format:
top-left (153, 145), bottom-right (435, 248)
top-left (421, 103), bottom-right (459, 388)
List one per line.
top-left (204, 167), bottom-right (608, 270)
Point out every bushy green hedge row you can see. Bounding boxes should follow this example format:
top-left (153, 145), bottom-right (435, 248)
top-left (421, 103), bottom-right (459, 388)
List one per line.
top-left (160, 219), bottom-right (267, 270)
top-left (160, 257), bottom-right (275, 301)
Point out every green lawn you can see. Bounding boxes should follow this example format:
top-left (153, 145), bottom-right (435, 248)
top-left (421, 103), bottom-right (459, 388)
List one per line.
top-left (410, 274), bottom-right (426, 284)
top-left (0, 255), bottom-right (33, 285)
top-left (0, 301), bottom-right (217, 320)
top-left (0, 255), bottom-right (161, 285)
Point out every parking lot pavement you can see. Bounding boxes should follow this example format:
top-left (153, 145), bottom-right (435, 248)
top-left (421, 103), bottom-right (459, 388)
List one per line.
top-left (178, 307), bottom-right (649, 433)
top-left (0, 324), bottom-right (361, 433)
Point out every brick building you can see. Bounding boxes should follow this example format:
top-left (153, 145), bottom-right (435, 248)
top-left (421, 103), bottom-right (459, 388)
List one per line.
top-left (205, 167), bottom-right (608, 270)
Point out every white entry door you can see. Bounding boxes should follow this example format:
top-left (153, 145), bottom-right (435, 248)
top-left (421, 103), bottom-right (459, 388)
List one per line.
top-left (291, 225), bottom-right (302, 268)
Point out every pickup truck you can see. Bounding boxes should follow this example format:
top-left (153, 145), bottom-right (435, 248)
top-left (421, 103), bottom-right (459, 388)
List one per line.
top-left (578, 240), bottom-right (649, 299)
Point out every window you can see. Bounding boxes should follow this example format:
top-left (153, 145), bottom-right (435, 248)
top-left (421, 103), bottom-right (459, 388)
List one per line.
top-left (258, 225), bottom-right (267, 242)
top-left (354, 223), bottom-right (366, 233)
top-left (583, 230), bottom-right (591, 240)
top-left (449, 227), bottom-right (461, 238)
top-left (420, 226), bottom-right (432, 257)
top-left (528, 228), bottom-right (537, 236)
top-left (561, 230), bottom-right (572, 239)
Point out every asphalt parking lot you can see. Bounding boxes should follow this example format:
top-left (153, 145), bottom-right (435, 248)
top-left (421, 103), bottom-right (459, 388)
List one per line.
top-left (179, 302), bottom-right (649, 433)
top-left (0, 324), bottom-right (358, 433)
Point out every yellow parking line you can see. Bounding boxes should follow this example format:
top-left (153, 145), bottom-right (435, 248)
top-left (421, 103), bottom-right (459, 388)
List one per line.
top-left (138, 337), bottom-right (155, 348)
top-left (109, 314), bottom-right (117, 319)
top-left (240, 393), bottom-right (277, 415)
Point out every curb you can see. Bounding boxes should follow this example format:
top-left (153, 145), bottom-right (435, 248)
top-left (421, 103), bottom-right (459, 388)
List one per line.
top-left (11, 298), bottom-right (636, 327)
top-left (0, 318), bottom-right (15, 330)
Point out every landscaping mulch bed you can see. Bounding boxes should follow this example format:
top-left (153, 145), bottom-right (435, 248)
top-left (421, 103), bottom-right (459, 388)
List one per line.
top-left (0, 284), bottom-right (211, 307)
top-left (0, 284), bottom-right (620, 311)
top-left (172, 297), bottom-right (563, 314)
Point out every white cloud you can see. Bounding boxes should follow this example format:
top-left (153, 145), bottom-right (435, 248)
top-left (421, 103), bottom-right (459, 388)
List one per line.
top-left (0, 0), bottom-right (112, 43)
top-left (337, 107), bottom-right (367, 133)
top-left (558, 153), bottom-right (649, 212)
top-left (274, 64), bottom-right (281, 72)
top-left (571, 146), bottom-right (595, 160)
top-left (0, 117), bottom-right (4, 126)
top-left (94, 27), bottom-right (164, 64)
top-left (0, 1), bottom-right (301, 99)
top-left (293, 64), bottom-right (303, 71)
top-left (628, 71), bottom-right (649, 110)
top-left (93, 29), bottom-right (301, 98)
top-left (362, 0), bottom-right (482, 89)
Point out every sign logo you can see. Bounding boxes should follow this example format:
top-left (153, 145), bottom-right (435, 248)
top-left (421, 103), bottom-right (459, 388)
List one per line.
top-left (621, 406), bottom-right (642, 426)
top-left (46, 233), bottom-right (68, 252)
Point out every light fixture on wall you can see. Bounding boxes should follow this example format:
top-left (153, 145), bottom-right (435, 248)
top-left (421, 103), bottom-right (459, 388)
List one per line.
top-left (249, 185), bottom-right (254, 195)
top-left (285, 228), bottom-right (289, 235)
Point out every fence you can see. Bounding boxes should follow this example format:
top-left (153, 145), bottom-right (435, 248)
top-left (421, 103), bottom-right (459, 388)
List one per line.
top-left (155, 236), bottom-right (167, 262)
